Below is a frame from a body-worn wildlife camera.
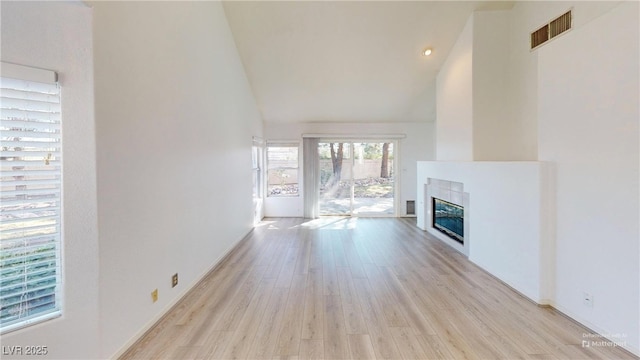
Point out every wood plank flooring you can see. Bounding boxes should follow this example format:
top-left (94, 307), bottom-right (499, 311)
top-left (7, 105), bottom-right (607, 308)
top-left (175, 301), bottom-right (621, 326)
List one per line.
top-left (120, 217), bottom-right (637, 360)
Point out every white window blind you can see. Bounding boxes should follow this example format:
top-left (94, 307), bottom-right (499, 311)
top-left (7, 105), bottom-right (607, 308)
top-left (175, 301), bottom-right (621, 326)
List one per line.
top-left (0, 75), bottom-right (62, 333)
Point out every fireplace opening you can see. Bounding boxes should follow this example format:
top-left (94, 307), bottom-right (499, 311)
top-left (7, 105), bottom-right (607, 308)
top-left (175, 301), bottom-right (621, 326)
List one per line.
top-left (432, 197), bottom-right (464, 244)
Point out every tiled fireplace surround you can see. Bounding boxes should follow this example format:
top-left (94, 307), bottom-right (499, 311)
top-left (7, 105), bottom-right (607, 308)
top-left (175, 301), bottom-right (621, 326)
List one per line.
top-left (425, 178), bottom-right (470, 256)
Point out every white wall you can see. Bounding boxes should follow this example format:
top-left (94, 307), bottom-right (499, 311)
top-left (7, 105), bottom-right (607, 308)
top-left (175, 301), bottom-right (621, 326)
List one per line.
top-left (435, 15), bottom-right (473, 161)
top-left (537, 1), bottom-right (639, 353)
top-left (264, 122), bottom-right (434, 217)
top-left (437, 4), bottom-right (626, 162)
top-left (435, 10), bottom-right (524, 161)
top-left (506, 2), bottom-right (539, 161)
top-left (435, 9), bottom-right (637, 155)
top-left (0, 2), bottom-right (100, 359)
top-left (417, 161), bottom-right (551, 303)
top-left (506, 1), bottom-right (622, 161)
top-left (92, 2), bottom-right (263, 358)
top-left (430, 1), bottom-right (639, 354)
top-left (472, 10), bottom-right (512, 160)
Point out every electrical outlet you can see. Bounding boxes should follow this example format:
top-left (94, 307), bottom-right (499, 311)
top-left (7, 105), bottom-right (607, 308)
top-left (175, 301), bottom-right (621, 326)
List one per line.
top-left (151, 289), bottom-right (158, 303)
top-left (583, 292), bottom-right (593, 307)
top-left (172, 273), bottom-right (178, 288)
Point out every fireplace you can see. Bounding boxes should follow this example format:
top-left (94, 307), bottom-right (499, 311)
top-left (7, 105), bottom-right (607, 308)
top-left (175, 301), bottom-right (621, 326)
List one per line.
top-left (423, 178), bottom-right (469, 256)
top-left (432, 197), bottom-right (464, 244)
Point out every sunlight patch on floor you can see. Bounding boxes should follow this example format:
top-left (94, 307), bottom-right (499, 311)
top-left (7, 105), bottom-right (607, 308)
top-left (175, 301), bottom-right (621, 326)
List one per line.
top-left (296, 217), bottom-right (358, 230)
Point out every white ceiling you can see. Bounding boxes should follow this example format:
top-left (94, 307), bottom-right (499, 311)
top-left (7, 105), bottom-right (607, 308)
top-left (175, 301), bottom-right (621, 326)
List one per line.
top-left (223, 1), bottom-right (513, 124)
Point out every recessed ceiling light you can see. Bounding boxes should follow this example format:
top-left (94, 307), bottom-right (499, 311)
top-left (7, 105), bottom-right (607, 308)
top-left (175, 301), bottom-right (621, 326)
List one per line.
top-left (423, 48), bottom-right (433, 56)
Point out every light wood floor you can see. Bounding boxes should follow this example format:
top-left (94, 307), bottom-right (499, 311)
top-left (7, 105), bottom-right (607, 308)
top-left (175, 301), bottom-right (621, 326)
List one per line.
top-left (120, 217), bottom-right (637, 360)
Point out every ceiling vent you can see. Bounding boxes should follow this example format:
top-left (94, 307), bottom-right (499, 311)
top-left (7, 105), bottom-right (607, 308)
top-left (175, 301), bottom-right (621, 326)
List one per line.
top-left (531, 10), bottom-right (572, 50)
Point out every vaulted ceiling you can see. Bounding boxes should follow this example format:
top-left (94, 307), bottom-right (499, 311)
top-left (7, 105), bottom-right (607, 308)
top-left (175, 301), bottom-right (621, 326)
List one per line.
top-left (223, 1), bottom-right (513, 124)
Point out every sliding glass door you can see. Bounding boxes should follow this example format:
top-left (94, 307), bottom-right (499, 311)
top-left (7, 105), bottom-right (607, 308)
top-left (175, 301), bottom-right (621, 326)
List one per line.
top-left (318, 141), bottom-right (395, 216)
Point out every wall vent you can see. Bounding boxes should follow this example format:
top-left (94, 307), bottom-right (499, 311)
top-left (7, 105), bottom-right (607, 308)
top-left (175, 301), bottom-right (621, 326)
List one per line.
top-left (406, 200), bottom-right (416, 215)
top-left (531, 25), bottom-right (549, 49)
top-left (531, 9), bottom-right (572, 50)
top-left (550, 11), bottom-right (572, 38)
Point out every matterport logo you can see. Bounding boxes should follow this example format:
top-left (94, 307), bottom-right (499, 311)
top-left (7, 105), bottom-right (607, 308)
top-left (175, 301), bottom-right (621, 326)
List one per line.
top-left (582, 332), bottom-right (627, 348)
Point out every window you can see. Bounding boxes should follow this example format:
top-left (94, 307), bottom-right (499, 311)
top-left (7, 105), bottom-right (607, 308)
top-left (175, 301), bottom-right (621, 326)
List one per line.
top-left (252, 138), bottom-right (265, 224)
top-left (0, 69), bottom-right (63, 333)
top-left (267, 142), bottom-right (299, 197)
top-left (252, 143), bottom-right (263, 200)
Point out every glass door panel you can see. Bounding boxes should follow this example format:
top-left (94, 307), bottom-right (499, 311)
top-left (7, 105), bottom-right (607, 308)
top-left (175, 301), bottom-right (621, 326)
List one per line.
top-left (351, 142), bottom-right (394, 215)
top-left (318, 141), bottom-right (395, 216)
top-left (319, 142), bottom-right (352, 215)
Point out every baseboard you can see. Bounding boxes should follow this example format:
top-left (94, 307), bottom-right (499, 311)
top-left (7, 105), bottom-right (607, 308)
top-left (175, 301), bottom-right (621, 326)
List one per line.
top-left (420, 223), bottom-right (639, 358)
top-left (468, 260), bottom-right (639, 357)
top-left (110, 228), bottom-right (254, 360)
top-left (549, 302), bottom-right (640, 358)
top-left (468, 257), bottom-right (544, 305)
top-left (476, 269), bottom-right (639, 358)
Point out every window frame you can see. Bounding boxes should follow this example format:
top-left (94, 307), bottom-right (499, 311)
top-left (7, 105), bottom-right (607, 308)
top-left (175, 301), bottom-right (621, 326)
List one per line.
top-left (252, 138), bottom-right (264, 200)
top-left (266, 141), bottom-right (300, 197)
top-left (0, 63), bottom-right (63, 334)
